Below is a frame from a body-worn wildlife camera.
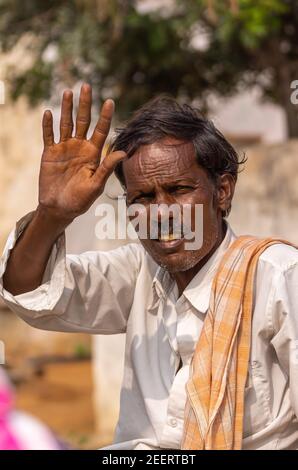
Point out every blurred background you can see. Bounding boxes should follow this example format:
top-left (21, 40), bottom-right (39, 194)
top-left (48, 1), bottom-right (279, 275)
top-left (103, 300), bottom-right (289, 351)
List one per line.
top-left (0, 0), bottom-right (298, 449)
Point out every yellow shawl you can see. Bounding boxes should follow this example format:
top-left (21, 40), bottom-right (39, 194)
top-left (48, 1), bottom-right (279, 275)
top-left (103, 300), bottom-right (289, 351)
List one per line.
top-left (181, 235), bottom-right (296, 450)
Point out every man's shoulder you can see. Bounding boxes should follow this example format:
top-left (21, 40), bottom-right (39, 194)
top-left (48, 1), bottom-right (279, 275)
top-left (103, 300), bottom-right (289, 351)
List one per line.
top-left (253, 241), bottom-right (298, 332)
top-left (257, 240), bottom-right (298, 273)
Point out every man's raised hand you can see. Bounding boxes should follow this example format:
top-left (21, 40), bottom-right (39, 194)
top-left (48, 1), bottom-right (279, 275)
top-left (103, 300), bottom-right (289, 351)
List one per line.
top-left (39, 83), bottom-right (126, 225)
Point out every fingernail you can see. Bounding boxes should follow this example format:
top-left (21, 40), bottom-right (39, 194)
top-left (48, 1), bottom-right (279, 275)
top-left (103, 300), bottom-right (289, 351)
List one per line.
top-left (105, 99), bottom-right (115, 111)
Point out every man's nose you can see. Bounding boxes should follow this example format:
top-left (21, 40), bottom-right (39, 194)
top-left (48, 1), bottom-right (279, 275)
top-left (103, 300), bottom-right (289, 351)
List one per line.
top-left (154, 192), bottom-right (176, 226)
top-left (155, 191), bottom-right (174, 208)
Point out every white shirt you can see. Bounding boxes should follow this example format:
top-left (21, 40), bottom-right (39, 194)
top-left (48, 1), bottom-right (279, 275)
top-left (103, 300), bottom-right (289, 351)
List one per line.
top-left (1, 212), bottom-right (298, 450)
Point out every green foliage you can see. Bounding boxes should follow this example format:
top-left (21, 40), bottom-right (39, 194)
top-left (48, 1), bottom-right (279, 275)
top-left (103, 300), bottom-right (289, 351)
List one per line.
top-left (1, 0), bottom-right (298, 133)
top-left (209, 0), bottom-right (287, 47)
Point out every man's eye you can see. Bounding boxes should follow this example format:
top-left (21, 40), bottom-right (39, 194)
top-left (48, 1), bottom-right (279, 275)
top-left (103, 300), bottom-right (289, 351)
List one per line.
top-left (172, 186), bottom-right (193, 193)
top-left (131, 194), bottom-right (153, 204)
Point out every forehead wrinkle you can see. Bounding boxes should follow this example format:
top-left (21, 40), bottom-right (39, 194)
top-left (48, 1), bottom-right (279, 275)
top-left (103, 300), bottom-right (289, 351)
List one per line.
top-left (135, 141), bottom-right (196, 174)
top-left (123, 139), bottom-right (198, 191)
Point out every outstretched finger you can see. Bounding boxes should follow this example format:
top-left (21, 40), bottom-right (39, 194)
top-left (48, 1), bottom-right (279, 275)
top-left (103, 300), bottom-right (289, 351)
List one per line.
top-left (90, 99), bottom-right (114, 150)
top-left (92, 150), bottom-right (127, 187)
top-left (59, 90), bottom-right (73, 142)
top-left (75, 83), bottom-right (92, 139)
top-left (42, 110), bottom-right (54, 147)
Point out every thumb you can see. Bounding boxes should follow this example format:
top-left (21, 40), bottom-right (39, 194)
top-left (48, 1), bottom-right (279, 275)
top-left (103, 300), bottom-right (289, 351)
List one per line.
top-left (92, 150), bottom-right (127, 186)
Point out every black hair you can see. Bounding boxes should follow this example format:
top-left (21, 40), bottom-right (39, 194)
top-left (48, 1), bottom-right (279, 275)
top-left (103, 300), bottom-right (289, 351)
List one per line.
top-left (110, 95), bottom-right (246, 189)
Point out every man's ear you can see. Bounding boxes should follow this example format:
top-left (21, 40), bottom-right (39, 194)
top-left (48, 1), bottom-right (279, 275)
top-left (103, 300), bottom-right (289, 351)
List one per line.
top-left (216, 173), bottom-right (236, 214)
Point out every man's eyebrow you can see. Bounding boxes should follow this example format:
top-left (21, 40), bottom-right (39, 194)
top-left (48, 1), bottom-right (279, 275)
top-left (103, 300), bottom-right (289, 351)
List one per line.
top-left (127, 188), bottom-right (155, 198)
top-left (128, 177), bottom-right (197, 194)
top-left (164, 177), bottom-right (197, 186)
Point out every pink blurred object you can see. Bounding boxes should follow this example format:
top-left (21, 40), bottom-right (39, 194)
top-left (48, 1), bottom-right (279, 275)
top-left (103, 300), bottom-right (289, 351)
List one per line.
top-left (0, 367), bottom-right (65, 450)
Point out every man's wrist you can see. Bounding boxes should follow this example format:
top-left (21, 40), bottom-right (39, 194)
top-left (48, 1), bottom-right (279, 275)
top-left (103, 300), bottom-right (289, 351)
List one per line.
top-left (34, 205), bottom-right (73, 237)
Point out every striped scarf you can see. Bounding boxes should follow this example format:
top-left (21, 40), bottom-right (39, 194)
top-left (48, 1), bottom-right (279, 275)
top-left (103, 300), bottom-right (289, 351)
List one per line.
top-left (181, 235), bottom-right (296, 450)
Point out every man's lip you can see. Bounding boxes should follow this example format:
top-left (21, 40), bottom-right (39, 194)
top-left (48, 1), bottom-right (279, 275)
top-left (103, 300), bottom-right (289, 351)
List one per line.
top-left (153, 236), bottom-right (185, 251)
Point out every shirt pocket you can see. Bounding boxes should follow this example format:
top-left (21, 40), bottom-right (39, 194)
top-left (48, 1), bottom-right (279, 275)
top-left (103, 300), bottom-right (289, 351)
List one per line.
top-left (242, 360), bottom-right (272, 438)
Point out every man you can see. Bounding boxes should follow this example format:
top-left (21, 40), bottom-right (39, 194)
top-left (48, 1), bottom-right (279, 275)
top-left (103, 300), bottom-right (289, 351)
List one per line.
top-left (0, 84), bottom-right (298, 450)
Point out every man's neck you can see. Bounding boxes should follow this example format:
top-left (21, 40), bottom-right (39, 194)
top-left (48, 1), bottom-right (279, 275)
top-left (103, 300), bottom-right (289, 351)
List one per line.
top-left (171, 220), bottom-right (227, 297)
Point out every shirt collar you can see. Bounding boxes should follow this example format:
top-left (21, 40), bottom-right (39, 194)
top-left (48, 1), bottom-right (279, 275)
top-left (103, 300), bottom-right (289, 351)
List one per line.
top-left (150, 222), bottom-right (237, 314)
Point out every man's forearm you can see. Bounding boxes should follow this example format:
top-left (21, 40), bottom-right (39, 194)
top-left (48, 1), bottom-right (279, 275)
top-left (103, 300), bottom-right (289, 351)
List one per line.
top-left (3, 206), bottom-right (72, 296)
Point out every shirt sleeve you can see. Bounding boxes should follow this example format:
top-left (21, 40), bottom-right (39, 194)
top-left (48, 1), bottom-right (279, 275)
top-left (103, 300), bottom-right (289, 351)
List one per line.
top-left (0, 212), bottom-right (143, 334)
top-left (269, 254), bottom-right (298, 420)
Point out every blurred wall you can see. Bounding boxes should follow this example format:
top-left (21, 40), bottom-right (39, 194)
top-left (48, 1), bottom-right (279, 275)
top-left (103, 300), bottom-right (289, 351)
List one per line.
top-left (0, 98), bottom-right (41, 249)
top-left (229, 140), bottom-right (298, 243)
top-left (210, 87), bottom-right (287, 144)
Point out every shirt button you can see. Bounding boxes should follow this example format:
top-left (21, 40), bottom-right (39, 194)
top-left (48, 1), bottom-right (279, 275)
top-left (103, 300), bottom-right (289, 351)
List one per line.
top-left (169, 418), bottom-right (177, 427)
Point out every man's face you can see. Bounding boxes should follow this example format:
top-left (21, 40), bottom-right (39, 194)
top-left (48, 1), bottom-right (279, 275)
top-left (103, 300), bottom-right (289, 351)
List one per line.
top-left (123, 137), bottom-right (225, 273)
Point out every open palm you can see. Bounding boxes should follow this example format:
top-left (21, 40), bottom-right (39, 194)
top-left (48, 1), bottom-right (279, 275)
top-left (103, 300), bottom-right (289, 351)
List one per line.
top-left (39, 84), bottom-right (126, 222)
